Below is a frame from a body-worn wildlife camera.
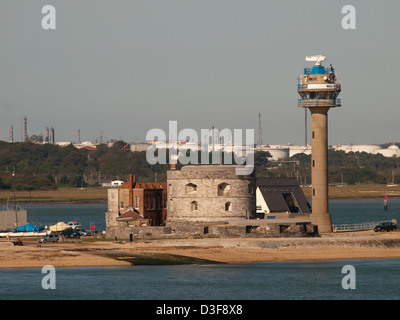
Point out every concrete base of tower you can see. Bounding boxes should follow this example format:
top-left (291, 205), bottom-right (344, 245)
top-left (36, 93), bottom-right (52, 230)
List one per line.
top-left (310, 213), bottom-right (333, 233)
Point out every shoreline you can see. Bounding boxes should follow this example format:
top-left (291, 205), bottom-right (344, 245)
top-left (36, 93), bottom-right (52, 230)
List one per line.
top-left (2, 231), bottom-right (400, 268)
top-left (0, 184), bottom-right (400, 204)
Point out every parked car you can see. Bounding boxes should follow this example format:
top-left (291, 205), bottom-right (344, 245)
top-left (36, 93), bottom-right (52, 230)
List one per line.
top-left (374, 222), bottom-right (398, 232)
top-left (76, 229), bottom-right (91, 236)
top-left (61, 228), bottom-right (81, 238)
top-left (38, 234), bottom-right (60, 243)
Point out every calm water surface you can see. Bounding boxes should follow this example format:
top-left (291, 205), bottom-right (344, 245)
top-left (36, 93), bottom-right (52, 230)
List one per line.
top-left (1, 199), bottom-right (400, 300)
top-left (1, 260), bottom-right (400, 300)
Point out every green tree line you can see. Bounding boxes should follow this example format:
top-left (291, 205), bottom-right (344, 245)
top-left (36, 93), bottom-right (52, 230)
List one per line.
top-left (0, 140), bottom-right (398, 190)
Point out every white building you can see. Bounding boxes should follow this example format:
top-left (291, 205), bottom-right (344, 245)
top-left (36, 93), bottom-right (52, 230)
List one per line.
top-left (375, 144), bottom-right (400, 157)
top-left (333, 144), bottom-right (399, 158)
top-left (111, 180), bottom-right (124, 187)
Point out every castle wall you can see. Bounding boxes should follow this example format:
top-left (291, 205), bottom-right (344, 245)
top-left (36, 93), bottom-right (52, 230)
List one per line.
top-left (167, 165), bottom-right (256, 223)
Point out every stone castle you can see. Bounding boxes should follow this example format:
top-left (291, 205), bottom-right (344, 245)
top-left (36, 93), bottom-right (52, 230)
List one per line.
top-left (167, 165), bottom-right (256, 223)
top-left (105, 165), bottom-right (317, 239)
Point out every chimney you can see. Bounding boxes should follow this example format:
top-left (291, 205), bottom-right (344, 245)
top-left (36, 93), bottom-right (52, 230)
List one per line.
top-left (129, 174), bottom-right (133, 207)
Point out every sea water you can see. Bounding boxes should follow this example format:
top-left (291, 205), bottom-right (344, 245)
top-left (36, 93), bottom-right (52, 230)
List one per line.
top-left (1, 260), bottom-right (400, 300)
top-left (22, 198), bottom-right (400, 231)
top-left (1, 199), bottom-right (400, 300)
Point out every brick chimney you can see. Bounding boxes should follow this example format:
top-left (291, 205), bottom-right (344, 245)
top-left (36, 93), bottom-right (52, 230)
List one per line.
top-left (129, 174), bottom-right (133, 207)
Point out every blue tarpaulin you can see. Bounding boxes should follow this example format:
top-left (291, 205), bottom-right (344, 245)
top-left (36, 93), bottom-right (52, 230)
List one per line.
top-left (14, 224), bottom-right (43, 232)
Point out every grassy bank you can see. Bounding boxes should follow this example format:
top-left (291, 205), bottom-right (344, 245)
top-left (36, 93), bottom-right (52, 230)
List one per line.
top-left (0, 187), bottom-right (107, 204)
top-left (302, 183), bottom-right (400, 200)
top-left (0, 184), bottom-right (399, 204)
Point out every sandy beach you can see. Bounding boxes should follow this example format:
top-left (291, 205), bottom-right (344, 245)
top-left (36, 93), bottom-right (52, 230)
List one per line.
top-left (2, 230), bottom-right (400, 268)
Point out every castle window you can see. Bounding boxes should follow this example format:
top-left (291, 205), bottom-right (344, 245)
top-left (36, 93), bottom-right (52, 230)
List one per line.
top-left (191, 201), bottom-right (198, 211)
top-left (218, 183), bottom-right (231, 196)
top-left (225, 202), bottom-right (232, 211)
top-left (185, 183), bottom-right (197, 194)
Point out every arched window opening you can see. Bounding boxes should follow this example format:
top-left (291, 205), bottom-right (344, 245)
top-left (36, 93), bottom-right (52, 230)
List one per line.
top-left (218, 183), bottom-right (231, 196)
top-left (185, 183), bottom-right (197, 194)
top-left (191, 201), bottom-right (198, 211)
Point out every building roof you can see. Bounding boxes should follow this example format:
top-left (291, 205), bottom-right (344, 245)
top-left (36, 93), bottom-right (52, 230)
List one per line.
top-left (256, 178), bottom-right (311, 214)
top-left (116, 207), bottom-right (144, 221)
top-left (119, 182), bottom-right (167, 190)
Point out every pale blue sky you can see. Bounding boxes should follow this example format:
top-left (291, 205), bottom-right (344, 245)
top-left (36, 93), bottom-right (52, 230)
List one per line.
top-left (0, 0), bottom-right (399, 145)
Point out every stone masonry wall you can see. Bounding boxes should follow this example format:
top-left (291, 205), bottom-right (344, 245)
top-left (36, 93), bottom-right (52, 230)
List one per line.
top-left (167, 165), bottom-right (256, 223)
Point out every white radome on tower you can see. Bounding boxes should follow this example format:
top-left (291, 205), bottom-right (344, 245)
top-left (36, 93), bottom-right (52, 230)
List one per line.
top-left (305, 55), bottom-right (326, 66)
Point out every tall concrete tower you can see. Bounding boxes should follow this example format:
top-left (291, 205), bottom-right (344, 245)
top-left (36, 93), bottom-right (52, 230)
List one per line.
top-left (297, 55), bottom-right (341, 233)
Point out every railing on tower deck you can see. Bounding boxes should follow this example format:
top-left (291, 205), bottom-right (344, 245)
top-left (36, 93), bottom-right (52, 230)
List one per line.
top-left (304, 67), bottom-right (334, 75)
top-left (333, 220), bottom-right (397, 232)
top-left (298, 99), bottom-right (341, 107)
top-left (297, 83), bottom-right (340, 91)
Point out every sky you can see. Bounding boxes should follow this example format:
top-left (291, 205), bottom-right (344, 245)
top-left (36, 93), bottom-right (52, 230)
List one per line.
top-left (0, 0), bottom-right (399, 146)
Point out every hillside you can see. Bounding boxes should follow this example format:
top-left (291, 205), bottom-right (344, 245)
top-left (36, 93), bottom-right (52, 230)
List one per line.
top-left (0, 141), bottom-right (398, 191)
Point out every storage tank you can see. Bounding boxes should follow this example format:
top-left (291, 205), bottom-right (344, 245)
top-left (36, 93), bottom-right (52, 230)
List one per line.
top-left (350, 144), bottom-right (381, 153)
top-left (265, 147), bottom-right (290, 160)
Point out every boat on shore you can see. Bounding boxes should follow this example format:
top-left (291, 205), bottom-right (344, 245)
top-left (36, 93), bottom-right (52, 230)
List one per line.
top-left (0, 230), bottom-right (50, 238)
top-left (67, 221), bottom-right (82, 229)
top-left (49, 221), bottom-right (72, 232)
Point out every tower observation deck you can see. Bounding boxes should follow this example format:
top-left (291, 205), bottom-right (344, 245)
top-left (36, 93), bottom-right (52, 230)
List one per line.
top-left (297, 55), bottom-right (341, 233)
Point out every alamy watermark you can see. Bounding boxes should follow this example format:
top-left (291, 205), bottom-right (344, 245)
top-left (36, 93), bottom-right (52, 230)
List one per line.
top-left (341, 265), bottom-right (356, 290)
top-left (41, 5), bottom-right (56, 30)
top-left (342, 5), bottom-right (356, 30)
top-left (41, 265), bottom-right (56, 290)
top-left (145, 121), bottom-right (255, 175)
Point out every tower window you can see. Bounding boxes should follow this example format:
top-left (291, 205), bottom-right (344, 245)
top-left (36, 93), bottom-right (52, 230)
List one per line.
top-left (312, 131), bottom-right (315, 138)
top-left (312, 189), bottom-right (315, 196)
top-left (313, 160), bottom-right (315, 167)
top-left (225, 202), bottom-right (232, 211)
top-left (191, 201), bottom-right (198, 211)
top-left (218, 183), bottom-right (231, 196)
top-left (185, 183), bottom-right (197, 194)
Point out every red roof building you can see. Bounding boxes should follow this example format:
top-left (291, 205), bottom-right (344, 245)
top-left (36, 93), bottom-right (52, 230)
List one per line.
top-left (113, 174), bottom-right (167, 226)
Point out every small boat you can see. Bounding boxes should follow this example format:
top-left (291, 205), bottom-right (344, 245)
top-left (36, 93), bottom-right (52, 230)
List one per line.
top-left (67, 221), bottom-right (82, 229)
top-left (49, 222), bottom-right (72, 232)
top-left (14, 223), bottom-right (44, 232)
top-left (0, 231), bottom-right (50, 238)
